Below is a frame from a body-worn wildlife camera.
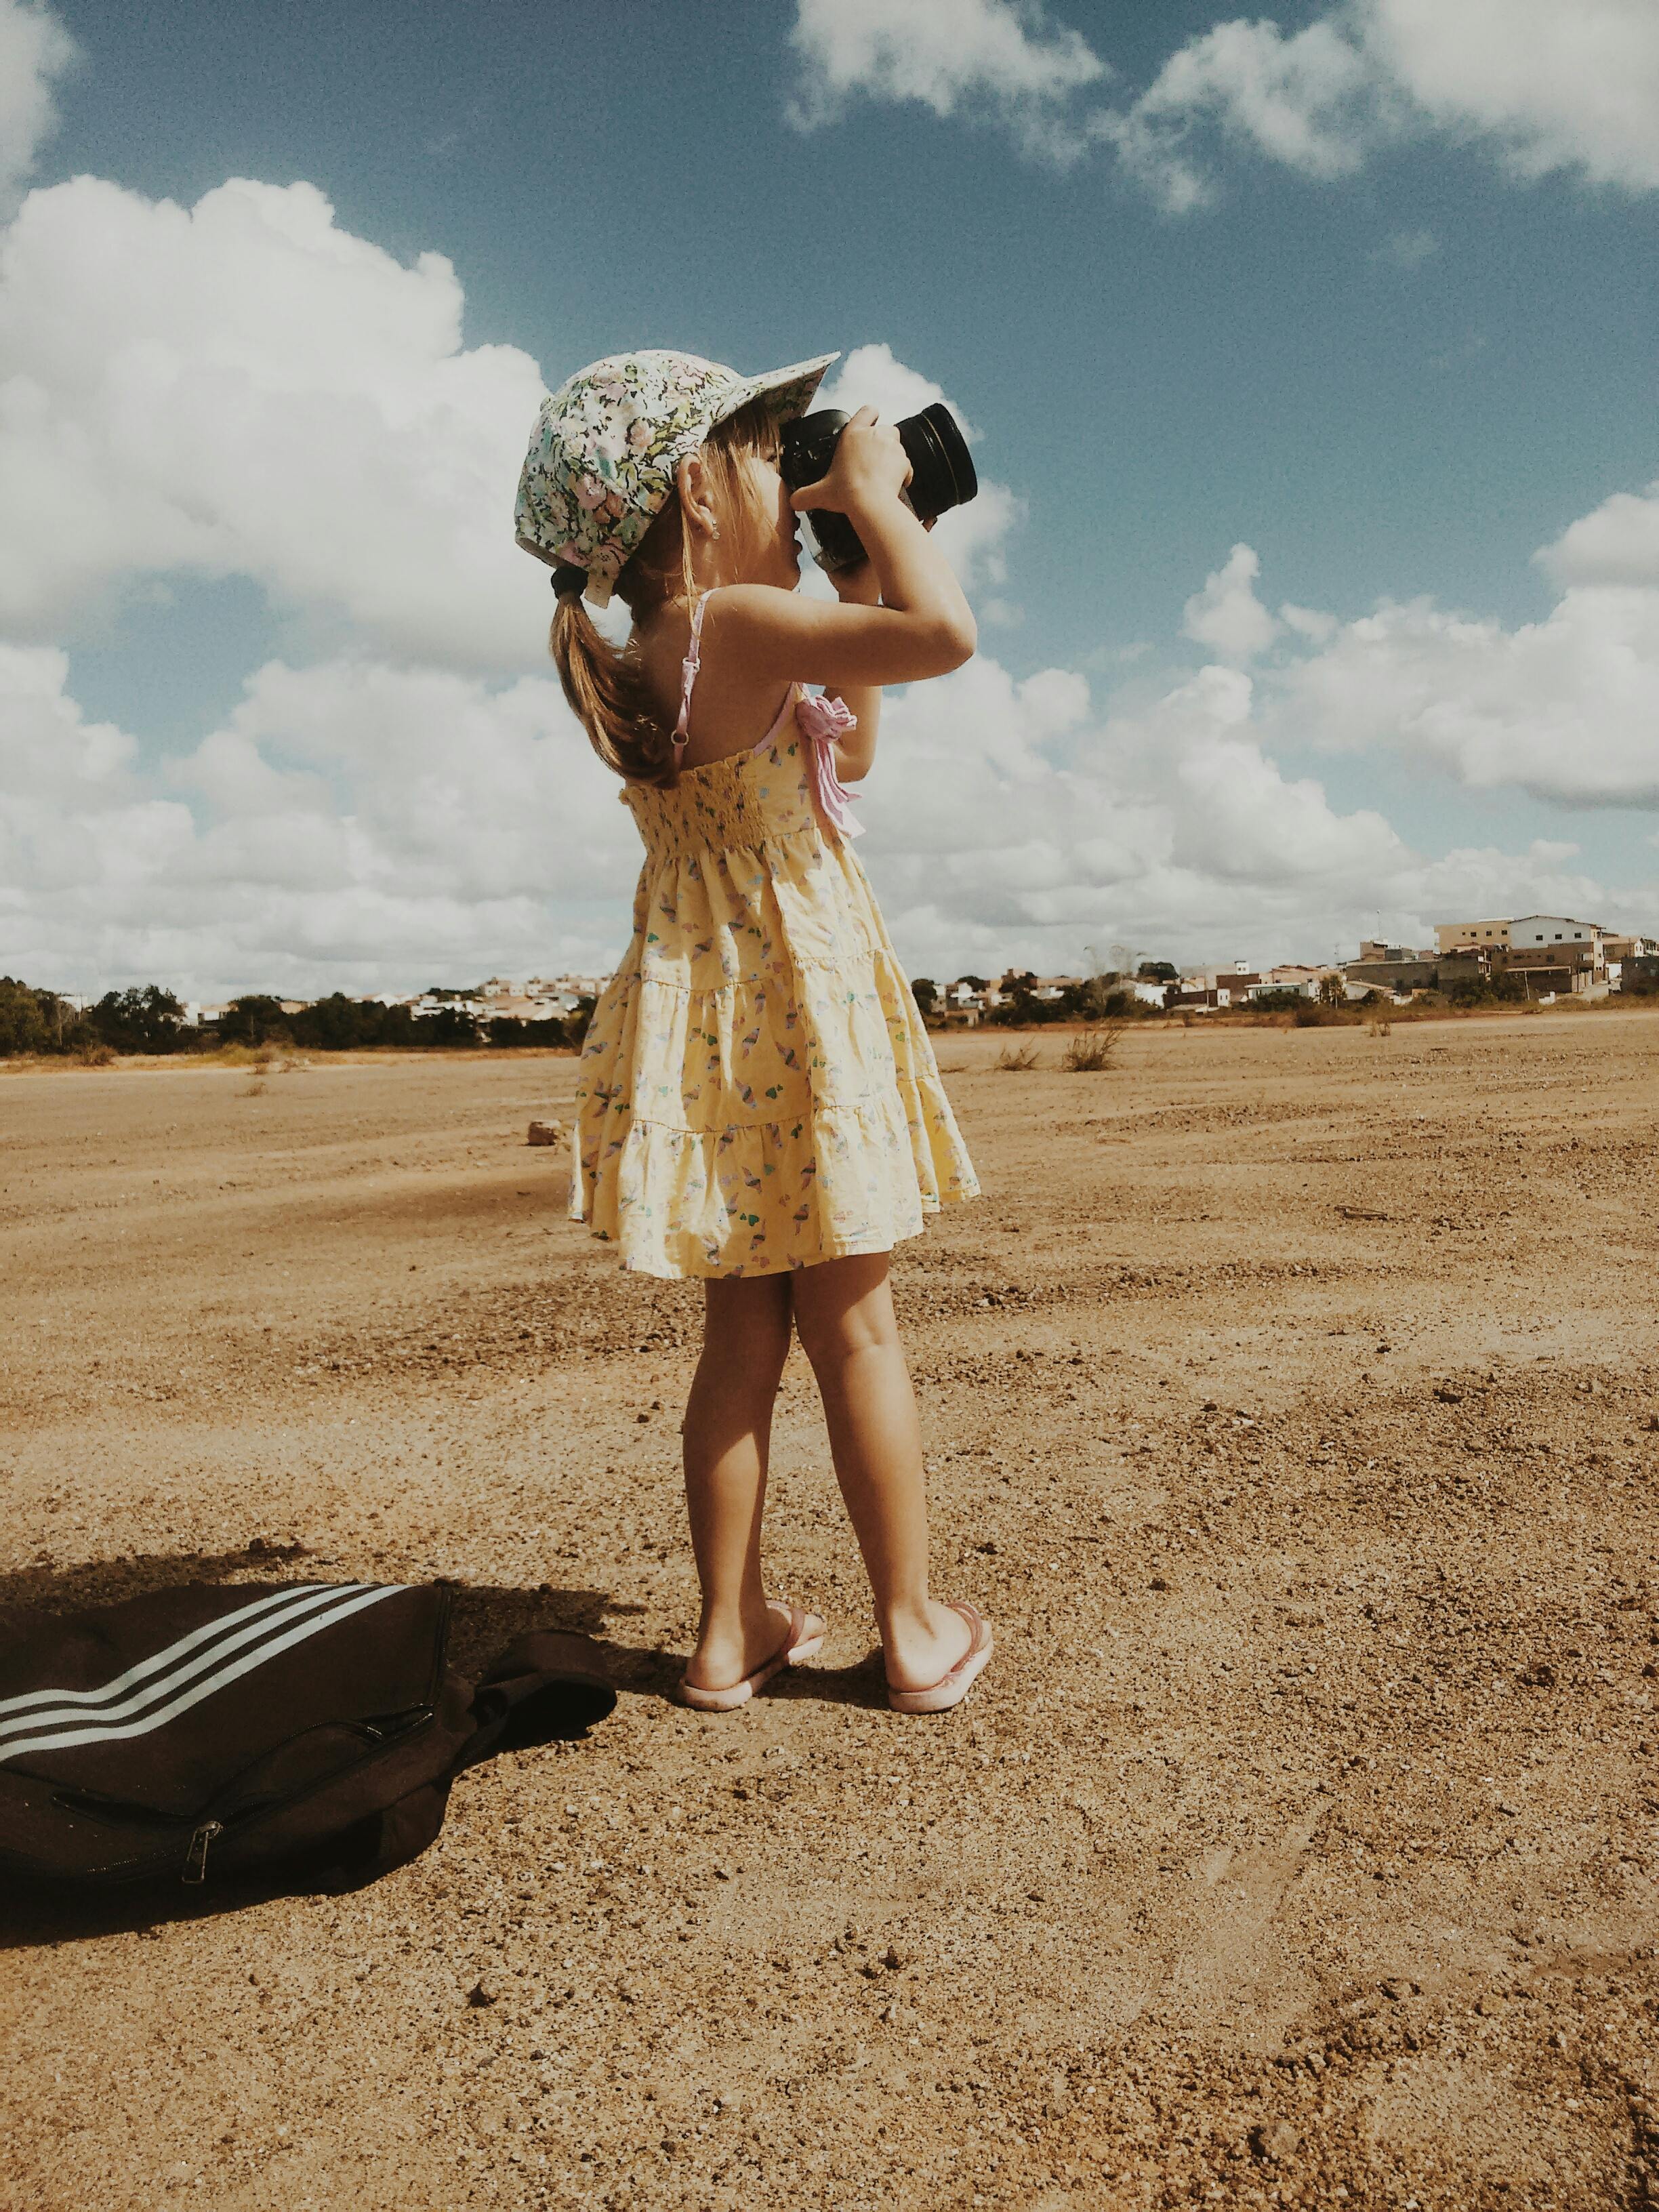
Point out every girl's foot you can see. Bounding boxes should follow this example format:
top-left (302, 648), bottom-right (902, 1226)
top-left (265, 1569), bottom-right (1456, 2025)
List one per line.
top-left (884, 1601), bottom-right (994, 1715)
top-left (678, 1599), bottom-right (825, 1711)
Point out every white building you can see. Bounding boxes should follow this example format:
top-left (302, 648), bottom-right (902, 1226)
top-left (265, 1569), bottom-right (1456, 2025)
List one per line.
top-left (1507, 915), bottom-right (1603, 951)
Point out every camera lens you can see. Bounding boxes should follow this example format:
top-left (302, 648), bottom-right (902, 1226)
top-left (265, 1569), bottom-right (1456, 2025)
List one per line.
top-left (897, 403), bottom-right (978, 524)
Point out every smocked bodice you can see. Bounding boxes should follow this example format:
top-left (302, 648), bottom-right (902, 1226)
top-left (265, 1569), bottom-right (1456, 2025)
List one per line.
top-left (623, 716), bottom-right (822, 863)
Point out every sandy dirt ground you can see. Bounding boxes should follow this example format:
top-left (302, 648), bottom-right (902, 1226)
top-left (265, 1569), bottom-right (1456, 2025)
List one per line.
top-left (1, 1010), bottom-right (1657, 2211)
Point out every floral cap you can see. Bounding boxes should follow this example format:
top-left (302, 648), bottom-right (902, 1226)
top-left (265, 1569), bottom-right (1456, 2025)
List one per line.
top-left (514, 348), bottom-right (838, 606)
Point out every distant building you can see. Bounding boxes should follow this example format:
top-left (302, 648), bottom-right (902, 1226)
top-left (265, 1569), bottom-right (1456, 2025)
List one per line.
top-left (1435, 917), bottom-right (1514, 954)
top-left (1436, 914), bottom-right (1605, 958)
top-left (1508, 916), bottom-right (1603, 952)
top-left (1343, 957), bottom-right (1437, 995)
top-left (1357, 939), bottom-right (1433, 963)
top-left (1249, 964), bottom-right (1336, 1000)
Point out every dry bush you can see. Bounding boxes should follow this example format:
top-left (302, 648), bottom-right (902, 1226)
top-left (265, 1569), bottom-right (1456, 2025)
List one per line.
top-left (242, 1045), bottom-right (277, 1097)
top-left (1366, 1017), bottom-right (1393, 1038)
top-left (993, 1042), bottom-right (1042, 1072)
top-left (1061, 1023), bottom-right (1124, 1072)
top-left (75, 1042), bottom-right (117, 1068)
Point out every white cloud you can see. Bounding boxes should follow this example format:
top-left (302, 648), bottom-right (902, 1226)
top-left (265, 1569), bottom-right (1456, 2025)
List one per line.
top-left (1281, 602), bottom-right (1339, 643)
top-left (1104, 14), bottom-right (1385, 213)
top-left (1376, 225), bottom-right (1439, 268)
top-left (1267, 583), bottom-right (1659, 806)
top-left (0, 0), bottom-right (75, 212)
top-left (12, 495), bottom-right (1658, 994)
top-left (1183, 544), bottom-right (1282, 660)
top-left (0, 174), bottom-right (553, 668)
top-left (787, 0), bottom-right (1107, 164)
top-left (3, 132), bottom-right (1654, 998)
top-left (1536, 480), bottom-right (1659, 589)
top-left (790, 0), bottom-right (1659, 209)
top-left (1, 644), bottom-right (640, 996)
top-left (1113, 0), bottom-right (1659, 209)
top-left (1365, 0), bottom-right (1659, 192)
top-left (851, 644), bottom-right (1638, 981)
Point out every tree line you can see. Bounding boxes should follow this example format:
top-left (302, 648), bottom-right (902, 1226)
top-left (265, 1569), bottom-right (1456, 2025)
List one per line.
top-left (0, 979), bottom-right (593, 1059)
top-left (910, 967), bottom-right (1180, 1024)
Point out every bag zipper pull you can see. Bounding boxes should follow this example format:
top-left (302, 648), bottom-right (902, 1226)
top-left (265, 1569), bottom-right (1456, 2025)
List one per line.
top-left (182, 1820), bottom-right (223, 1884)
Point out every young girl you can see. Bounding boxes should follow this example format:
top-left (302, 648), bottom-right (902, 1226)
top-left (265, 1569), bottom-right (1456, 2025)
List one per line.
top-left (515, 348), bottom-right (991, 1715)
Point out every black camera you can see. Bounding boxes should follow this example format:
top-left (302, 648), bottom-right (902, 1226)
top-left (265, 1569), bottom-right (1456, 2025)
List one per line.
top-left (779, 402), bottom-right (978, 572)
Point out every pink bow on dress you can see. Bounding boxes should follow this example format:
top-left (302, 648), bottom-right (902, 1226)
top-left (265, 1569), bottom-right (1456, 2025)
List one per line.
top-left (794, 691), bottom-right (865, 838)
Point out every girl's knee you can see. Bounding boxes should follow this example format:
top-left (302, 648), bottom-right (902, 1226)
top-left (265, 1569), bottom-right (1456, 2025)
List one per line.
top-left (791, 1252), bottom-right (899, 1368)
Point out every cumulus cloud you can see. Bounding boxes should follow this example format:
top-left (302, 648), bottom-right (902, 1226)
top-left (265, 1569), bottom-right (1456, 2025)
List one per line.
top-left (1365, 0), bottom-right (1659, 192)
top-left (3, 126), bottom-right (1654, 996)
top-left (1183, 544), bottom-right (1282, 661)
top-left (0, 0), bottom-right (75, 212)
top-left (848, 644), bottom-right (1639, 983)
top-left (1266, 583), bottom-right (1659, 806)
top-left (0, 175), bottom-right (553, 668)
top-left (1536, 480), bottom-right (1659, 590)
top-left (1113, 0), bottom-right (1659, 207)
top-left (12, 508), bottom-right (1657, 995)
top-left (1103, 14), bottom-right (1385, 213)
top-left (1, 644), bottom-right (640, 996)
top-left (790, 0), bottom-right (1659, 209)
top-left (787, 0), bottom-right (1108, 164)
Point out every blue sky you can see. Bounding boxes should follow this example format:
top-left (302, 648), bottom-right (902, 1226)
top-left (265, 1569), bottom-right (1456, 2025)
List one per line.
top-left (3, 0), bottom-right (1656, 996)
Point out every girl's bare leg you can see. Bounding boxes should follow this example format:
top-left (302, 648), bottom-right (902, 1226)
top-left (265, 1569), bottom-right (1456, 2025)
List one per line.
top-left (790, 1251), bottom-right (972, 1692)
top-left (681, 1271), bottom-right (796, 1691)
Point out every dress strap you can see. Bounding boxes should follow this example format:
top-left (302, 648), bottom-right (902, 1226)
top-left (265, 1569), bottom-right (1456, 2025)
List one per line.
top-left (672, 590), bottom-right (715, 769)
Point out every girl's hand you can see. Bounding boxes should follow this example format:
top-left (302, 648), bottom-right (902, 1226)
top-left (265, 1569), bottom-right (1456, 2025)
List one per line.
top-left (715, 416), bottom-right (975, 690)
top-left (788, 407), bottom-right (910, 518)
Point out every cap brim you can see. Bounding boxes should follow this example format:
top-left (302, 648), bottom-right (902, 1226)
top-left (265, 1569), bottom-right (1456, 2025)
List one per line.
top-left (718, 351), bottom-right (839, 430)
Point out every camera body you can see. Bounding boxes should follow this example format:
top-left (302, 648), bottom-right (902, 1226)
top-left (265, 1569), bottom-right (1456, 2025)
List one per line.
top-left (779, 403), bottom-right (979, 572)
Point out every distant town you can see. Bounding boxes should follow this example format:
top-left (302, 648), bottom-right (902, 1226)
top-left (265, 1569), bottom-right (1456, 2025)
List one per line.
top-left (3, 913), bottom-right (1656, 1060)
top-left (917, 914), bottom-right (1659, 1026)
top-left (169, 975), bottom-right (611, 1032)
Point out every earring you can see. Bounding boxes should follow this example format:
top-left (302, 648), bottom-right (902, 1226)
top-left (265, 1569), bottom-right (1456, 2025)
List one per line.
top-left (710, 524), bottom-right (722, 540)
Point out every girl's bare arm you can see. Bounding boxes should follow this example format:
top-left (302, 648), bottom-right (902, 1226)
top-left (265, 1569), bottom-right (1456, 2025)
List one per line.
top-left (823, 558), bottom-right (882, 781)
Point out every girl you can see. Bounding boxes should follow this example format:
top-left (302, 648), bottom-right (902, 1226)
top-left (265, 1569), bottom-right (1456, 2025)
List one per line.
top-left (515, 348), bottom-right (991, 1715)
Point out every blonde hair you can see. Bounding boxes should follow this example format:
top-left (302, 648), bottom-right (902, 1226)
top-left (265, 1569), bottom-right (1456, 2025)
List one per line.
top-left (550, 398), bottom-right (781, 784)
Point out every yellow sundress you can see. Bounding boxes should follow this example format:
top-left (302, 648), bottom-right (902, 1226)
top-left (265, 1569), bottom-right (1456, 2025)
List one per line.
top-left (570, 592), bottom-right (979, 1278)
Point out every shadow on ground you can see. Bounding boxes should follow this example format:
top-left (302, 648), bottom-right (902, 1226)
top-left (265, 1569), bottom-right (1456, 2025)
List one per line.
top-left (0, 1551), bottom-right (884, 1950)
top-left (0, 1553), bottom-right (635, 1949)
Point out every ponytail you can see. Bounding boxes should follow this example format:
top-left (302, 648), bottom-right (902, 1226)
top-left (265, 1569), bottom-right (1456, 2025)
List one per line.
top-left (547, 395), bottom-right (782, 786)
top-left (549, 594), bottom-right (678, 786)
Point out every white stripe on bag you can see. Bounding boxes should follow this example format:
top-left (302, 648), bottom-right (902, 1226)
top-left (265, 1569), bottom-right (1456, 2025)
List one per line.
top-left (0, 1584), bottom-right (367, 1746)
top-left (0, 1584), bottom-right (407, 1765)
top-left (0, 1583), bottom-right (332, 1720)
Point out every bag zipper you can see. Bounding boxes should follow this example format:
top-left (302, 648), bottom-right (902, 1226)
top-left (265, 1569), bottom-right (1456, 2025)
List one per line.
top-left (182, 1819), bottom-right (223, 1883)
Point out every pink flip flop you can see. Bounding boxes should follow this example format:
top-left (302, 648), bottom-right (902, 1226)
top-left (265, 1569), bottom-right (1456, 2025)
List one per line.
top-left (676, 1601), bottom-right (825, 1712)
top-left (887, 1603), bottom-right (994, 1715)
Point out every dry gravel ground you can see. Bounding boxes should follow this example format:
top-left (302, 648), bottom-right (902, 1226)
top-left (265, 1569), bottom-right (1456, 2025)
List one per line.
top-left (2, 1010), bottom-right (1658, 2212)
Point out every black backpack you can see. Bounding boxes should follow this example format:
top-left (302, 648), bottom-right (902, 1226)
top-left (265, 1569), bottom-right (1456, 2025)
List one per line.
top-left (0, 1578), bottom-right (614, 1892)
